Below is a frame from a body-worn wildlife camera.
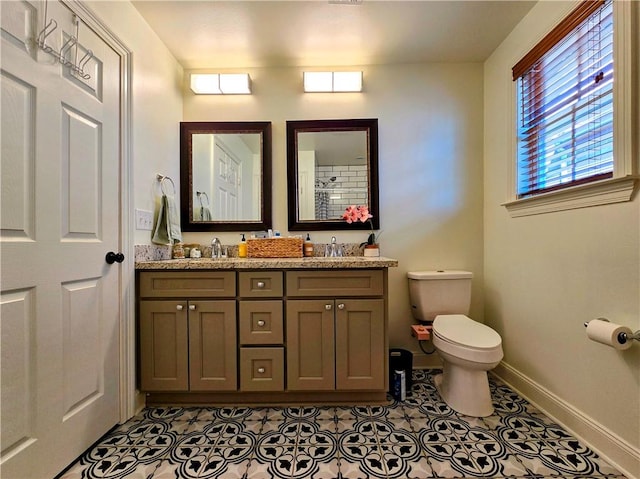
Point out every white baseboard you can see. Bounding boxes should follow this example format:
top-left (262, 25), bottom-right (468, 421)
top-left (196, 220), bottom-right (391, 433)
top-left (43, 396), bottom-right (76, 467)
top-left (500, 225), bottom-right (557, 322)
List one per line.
top-left (492, 362), bottom-right (640, 479)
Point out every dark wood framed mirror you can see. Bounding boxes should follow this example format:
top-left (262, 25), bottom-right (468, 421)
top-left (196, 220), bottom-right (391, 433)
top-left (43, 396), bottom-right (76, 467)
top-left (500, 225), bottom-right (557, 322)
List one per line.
top-left (180, 121), bottom-right (272, 232)
top-left (286, 118), bottom-right (379, 231)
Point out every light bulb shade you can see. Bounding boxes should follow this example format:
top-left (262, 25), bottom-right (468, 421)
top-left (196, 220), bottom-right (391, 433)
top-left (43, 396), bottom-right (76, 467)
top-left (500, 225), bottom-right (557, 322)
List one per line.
top-left (303, 72), bottom-right (333, 92)
top-left (190, 73), bottom-right (251, 94)
top-left (220, 73), bottom-right (251, 94)
top-left (303, 71), bottom-right (362, 92)
top-left (191, 74), bottom-right (221, 94)
top-left (333, 71), bottom-right (362, 92)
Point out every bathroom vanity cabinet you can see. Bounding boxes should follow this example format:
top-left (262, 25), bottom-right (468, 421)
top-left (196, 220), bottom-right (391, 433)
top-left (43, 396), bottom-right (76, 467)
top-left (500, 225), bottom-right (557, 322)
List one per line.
top-left (138, 272), bottom-right (237, 392)
top-left (285, 270), bottom-right (385, 391)
top-left (135, 257), bottom-right (396, 405)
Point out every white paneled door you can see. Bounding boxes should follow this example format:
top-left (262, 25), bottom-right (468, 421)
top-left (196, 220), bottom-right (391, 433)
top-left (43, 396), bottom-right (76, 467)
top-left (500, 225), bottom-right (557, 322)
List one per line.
top-left (213, 141), bottom-right (240, 220)
top-left (1, 1), bottom-right (123, 478)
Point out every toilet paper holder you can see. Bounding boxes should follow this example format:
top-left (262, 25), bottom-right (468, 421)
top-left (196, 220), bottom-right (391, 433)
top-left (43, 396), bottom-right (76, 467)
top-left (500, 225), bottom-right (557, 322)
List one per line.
top-left (583, 318), bottom-right (640, 345)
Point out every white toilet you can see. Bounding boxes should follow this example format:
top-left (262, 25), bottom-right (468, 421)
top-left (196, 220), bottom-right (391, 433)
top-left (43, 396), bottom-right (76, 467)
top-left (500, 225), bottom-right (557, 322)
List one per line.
top-left (408, 270), bottom-right (503, 417)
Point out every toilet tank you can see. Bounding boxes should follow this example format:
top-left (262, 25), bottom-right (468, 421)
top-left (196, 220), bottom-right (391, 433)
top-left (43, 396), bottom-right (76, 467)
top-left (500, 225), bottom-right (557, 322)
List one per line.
top-left (407, 270), bottom-right (472, 322)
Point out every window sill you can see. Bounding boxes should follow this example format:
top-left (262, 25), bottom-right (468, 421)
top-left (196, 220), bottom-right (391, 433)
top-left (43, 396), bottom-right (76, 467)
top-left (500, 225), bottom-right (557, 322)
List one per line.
top-left (503, 176), bottom-right (638, 217)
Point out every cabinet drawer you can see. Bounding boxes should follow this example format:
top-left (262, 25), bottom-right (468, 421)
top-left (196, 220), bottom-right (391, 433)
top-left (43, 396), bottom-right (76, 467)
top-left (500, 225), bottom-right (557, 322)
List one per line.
top-left (240, 347), bottom-right (284, 391)
top-left (139, 271), bottom-right (236, 298)
top-left (239, 301), bottom-right (283, 345)
top-left (239, 271), bottom-right (283, 297)
top-left (286, 270), bottom-right (383, 297)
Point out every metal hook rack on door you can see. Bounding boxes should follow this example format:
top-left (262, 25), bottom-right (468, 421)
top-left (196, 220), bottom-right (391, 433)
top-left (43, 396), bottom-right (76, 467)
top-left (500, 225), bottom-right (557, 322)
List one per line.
top-left (35, 0), bottom-right (93, 80)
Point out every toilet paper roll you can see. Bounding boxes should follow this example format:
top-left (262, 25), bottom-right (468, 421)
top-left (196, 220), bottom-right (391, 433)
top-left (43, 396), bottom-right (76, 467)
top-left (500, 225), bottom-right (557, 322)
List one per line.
top-left (586, 319), bottom-right (633, 350)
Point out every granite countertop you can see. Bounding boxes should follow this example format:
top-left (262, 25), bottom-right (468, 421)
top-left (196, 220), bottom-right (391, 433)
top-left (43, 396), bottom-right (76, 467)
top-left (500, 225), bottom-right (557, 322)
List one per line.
top-left (135, 256), bottom-right (398, 270)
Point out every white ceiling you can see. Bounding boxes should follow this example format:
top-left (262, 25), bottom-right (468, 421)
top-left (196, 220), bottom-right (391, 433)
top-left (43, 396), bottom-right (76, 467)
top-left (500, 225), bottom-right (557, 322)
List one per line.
top-left (131, 0), bottom-right (536, 70)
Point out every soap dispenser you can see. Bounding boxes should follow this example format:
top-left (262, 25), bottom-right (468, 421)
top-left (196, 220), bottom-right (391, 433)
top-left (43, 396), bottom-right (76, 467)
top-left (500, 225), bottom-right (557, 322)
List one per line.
top-left (303, 233), bottom-right (314, 257)
top-left (238, 233), bottom-right (247, 258)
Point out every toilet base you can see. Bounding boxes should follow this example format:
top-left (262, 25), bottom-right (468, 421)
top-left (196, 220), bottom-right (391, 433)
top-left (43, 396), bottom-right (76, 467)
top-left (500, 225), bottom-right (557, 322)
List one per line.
top-left (434, 362), bottom-right (494, 417)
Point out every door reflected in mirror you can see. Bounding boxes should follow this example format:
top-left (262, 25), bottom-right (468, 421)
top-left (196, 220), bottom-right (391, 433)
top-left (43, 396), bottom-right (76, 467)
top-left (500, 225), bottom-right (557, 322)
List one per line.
top-left (287, 119), bottom-right (379, 231)
top-left (181, 122), bottom-right (272, 232)
top-left (191, 133), bottom-right (261, 221)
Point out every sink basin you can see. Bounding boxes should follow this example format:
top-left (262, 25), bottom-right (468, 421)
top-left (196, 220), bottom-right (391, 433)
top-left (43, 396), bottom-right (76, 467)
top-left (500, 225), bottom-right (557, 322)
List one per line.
top-left (307, 256), bottom-right (368, 260)
top-left (173, 257), bottom-right (234, 261)
top-left (166, 257), bottom-right (238, 264)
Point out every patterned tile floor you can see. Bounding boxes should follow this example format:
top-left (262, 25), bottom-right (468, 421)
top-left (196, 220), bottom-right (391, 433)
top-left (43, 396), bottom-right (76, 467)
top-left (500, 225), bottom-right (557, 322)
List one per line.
top-left (58, 370), bottom-right (626, 479)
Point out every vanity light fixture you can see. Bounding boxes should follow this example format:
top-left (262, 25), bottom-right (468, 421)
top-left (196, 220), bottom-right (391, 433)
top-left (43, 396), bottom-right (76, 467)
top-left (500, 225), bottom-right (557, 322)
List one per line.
top-left (190, 73), bottom-right (252, 94)
top-left (303, 71), bottom-right (362, 92)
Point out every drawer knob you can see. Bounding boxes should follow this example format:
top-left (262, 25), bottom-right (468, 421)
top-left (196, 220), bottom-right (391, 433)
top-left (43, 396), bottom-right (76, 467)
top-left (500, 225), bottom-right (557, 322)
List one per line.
top-left (337, 303), bottom-right (345, 310)
top-left (257, 367), bottom-right (265, 374)
top-left (325, 304), bottom-right (332, 310)
top-left (256, 281), bottom-right (265, 289)
top-left (257, 320), bottom-right (266, 327)
top-left (176, 305), bottom-right (184, 311)
top-left (189, 304), bottom-right (196, 311)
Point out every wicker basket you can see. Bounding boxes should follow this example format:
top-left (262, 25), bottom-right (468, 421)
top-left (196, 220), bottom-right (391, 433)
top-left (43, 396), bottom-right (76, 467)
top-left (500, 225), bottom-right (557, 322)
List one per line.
top-left (247, 238), bottom-right (303, 258)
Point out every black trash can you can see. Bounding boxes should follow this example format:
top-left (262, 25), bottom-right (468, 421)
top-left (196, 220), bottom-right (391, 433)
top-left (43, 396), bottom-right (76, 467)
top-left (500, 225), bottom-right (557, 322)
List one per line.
top-left (389, 348), bottom-right (413, 397)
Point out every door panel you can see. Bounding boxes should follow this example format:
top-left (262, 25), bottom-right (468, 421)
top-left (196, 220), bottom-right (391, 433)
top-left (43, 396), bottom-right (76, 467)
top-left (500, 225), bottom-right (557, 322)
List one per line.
top-left (0, 288), bottom-right (36, 463)
top-left (61, 104), bottom-right (102, 239)
top-left (214, 141), bottom-right (240, 220)
top-left (0, 1), bottom-right (37, 57)
top-left (62, 279), bottom-right (102, 415)
top-left (0, 69), bottom-right (35, 239)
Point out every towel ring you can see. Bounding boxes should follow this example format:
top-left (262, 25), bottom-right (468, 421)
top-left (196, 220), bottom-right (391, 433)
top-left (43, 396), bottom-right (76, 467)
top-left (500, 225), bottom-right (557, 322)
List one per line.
top-left (157, 174), bottom-right (176, 196)
top-left (196, 191), bottom-right (210, 208)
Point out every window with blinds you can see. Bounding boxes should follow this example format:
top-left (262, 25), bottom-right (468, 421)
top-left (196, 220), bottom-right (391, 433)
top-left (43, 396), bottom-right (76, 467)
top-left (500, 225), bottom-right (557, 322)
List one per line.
top-left (513, 0), bottom-right (613, 198)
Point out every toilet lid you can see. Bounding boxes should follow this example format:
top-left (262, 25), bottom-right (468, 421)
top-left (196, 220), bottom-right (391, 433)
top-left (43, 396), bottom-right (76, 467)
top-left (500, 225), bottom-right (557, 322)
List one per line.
top-left (407, 270), bottom-right (472, 280)
top-left (433, 315), bottom-right (501, 349)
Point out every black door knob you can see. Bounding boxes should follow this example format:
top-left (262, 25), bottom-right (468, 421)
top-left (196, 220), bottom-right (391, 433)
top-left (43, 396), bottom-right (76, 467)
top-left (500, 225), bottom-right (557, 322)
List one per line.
top-left (106, 252), bottom-right (125, 264)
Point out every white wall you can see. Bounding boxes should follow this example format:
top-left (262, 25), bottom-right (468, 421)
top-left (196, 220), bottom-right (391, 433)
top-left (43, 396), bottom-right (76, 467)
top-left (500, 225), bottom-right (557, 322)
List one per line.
top-left (484, 1), bottom-right (640, 476)
top-left (182, 63), bottom-right (485, 365)
top-left (86, 1), bottom-right (183, 246)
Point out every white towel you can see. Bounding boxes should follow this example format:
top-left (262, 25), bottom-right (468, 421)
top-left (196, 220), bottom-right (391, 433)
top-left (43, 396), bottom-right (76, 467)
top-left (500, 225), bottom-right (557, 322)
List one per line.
top-left (152, 194), bottom-right (182, 245)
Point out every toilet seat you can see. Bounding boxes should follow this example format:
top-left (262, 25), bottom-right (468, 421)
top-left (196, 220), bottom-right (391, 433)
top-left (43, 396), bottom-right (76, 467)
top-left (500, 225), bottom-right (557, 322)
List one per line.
top-left (433, 314), bottom-right (503, 363)
top-left (433, 314), bottom-right (501, 349)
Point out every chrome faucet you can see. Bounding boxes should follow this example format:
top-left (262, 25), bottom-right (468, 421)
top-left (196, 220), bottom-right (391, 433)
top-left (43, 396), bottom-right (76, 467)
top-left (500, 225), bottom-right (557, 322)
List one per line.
top-left (327, 236), bottom-right (339, 257)
top-left (211, 237), bottom-right (222, 258)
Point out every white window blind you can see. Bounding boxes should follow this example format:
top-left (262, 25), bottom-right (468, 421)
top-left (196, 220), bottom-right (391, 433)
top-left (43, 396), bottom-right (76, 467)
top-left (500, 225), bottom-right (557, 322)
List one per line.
top-left (513, 0), bottom-right (613, 198)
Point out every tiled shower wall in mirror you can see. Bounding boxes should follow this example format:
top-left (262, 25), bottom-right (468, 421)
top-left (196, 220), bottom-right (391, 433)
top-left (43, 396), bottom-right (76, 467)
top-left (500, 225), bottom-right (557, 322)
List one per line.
top-left (315, 165), bottom-right (368, 220)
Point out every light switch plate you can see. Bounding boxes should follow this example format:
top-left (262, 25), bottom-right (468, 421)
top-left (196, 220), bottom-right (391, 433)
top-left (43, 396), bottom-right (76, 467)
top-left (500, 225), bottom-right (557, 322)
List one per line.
top-left (135, 209), bottom-right (154, 230)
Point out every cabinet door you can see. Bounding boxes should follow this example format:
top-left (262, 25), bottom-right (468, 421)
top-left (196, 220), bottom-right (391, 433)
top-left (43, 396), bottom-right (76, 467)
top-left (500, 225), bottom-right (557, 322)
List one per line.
top-left (189, 300), bottom-right (237, 391)
top-left (335, 299), bottom-right (385, 390)
top-left (139, 300), bottom-right (189, 391)
top-left (286, 300), bottom-right (335, 390)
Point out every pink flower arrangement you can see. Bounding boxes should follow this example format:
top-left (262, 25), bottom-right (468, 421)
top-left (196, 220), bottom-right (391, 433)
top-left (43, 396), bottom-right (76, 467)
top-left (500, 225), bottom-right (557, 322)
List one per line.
top-left (342, 205), bottom-right (377, 245)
